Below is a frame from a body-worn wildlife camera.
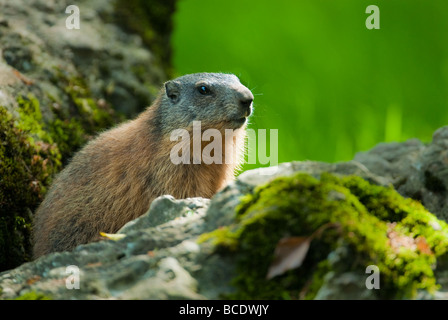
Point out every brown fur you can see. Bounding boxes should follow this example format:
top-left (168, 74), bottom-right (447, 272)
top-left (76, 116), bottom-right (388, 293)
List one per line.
top-left (32, 95), bottom-right (247, 258)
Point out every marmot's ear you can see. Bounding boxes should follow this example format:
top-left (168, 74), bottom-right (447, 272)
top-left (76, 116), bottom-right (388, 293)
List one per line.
top-left (165, 80), bottom-right (181, 104)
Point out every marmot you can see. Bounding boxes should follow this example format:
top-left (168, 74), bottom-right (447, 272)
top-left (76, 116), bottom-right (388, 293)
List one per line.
top-left (32, 72), bottom-right (254, 258)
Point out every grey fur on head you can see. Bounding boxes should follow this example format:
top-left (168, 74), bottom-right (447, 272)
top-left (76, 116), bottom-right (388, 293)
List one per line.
top-left (159, 73), bottom-right (254, 134)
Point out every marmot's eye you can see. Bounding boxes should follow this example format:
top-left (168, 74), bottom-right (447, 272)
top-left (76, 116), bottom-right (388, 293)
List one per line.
top-left (198, 85), bottom-right (211, 95)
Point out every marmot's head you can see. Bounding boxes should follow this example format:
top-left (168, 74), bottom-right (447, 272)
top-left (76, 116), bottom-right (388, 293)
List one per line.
top-left (159, 73), bottom-right (254, 133)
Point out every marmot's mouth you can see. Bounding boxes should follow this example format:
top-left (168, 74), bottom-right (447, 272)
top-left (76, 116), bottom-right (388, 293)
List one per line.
top-left (227, 117), bottom-right (246, 129)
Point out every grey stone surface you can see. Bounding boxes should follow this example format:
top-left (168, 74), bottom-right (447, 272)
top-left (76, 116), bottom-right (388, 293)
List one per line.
top-left (0, 0), bottom-right (167, 118)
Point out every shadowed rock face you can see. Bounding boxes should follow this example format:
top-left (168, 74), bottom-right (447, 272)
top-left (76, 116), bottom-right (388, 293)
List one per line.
top-left (355, 126), bottom-right (448, 222)
top-left (2, 126), bottom-right (448, 300)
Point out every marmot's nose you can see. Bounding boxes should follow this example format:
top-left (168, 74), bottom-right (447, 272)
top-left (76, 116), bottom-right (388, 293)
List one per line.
top-left (238, 90), bottom-right (254, 116)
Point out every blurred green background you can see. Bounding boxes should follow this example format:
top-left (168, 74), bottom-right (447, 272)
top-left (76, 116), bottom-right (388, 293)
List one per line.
top-left (172, 0), bottom-right (448, 172)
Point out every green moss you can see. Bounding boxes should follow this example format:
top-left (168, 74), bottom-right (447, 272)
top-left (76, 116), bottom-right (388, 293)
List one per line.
top-left (62, 75), bottom-right (118, 134)
top-left (14, 291), bottom-right (52, 300)
top-left (16, 94), bottom-right (62, 169)
top-left (0, 66), bottom-right (122, 271)
top-left (0, 90), bottom-right (105, 270)
top-left (47, 118), bottom-right (86, 163)
top-left (0, 105), bottom-right (60, 270)
top-left (200, 173), bottom-right (448, 299)
top-left (16, 92), bottom-right (90, 164)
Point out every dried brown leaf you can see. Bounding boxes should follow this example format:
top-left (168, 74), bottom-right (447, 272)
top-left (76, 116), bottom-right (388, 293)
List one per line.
top-left (266, 236), bottom-right (311, 280)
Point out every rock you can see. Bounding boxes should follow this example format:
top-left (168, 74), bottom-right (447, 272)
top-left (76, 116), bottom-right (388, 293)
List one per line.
top-left (355, 126), bottom-right (448, 222)
top-left (3, 126), bottom-right (448, 299)
top-left (118, 196), bottom-right (210, 234)
top-left (118, 256), bottom-right (204, 300)
top-left (2, 126), bottom-right (448, 300)
top-left (0, 190), bottom-right (238, 299)
top-left (0, 0), bottom-right (175, 271)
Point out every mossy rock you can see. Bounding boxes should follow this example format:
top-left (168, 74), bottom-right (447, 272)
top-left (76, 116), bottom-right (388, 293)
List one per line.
top-left (200, 172), bottom-right (448, 299)
top-left (0, 105), bottom-right (52, 270)
top-left (0, 0), bottom-right (173, 273)
top-left (0, 89), bottom-right (118, 271)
